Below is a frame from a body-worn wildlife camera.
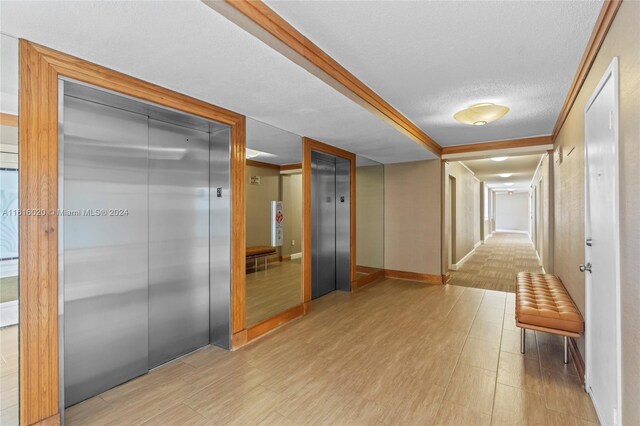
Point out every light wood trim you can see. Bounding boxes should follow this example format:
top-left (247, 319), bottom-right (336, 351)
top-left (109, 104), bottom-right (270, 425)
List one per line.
top-left (232, 117), bottom-right (246, 335)
top-left (441, 135), bottom-right (553, 156)
top-left (552, 0), bottom-right (623, 140)
top-left (302, 137), bottom-right (356, 302)
top-left (356, 265), bottom-right (382, 274)
top-left (231, 330), bottom-right (248, 349)
top-left (280, 162), bottom-right (302, 171)
top-left (0, 112), bottom-right (18, 127)
top-left (569, 337), bottom-right (586, 384)
top-left (246, 158), bottom-right (280, 170)
top-left (19, 40), bottom-right (245, 425)
top-left (302, 140), bottom-right (312, 302)
top-left (384, 269), bottom-right (443, 284)
top-left (245, 304), bottom-right (304, 342)
top-left (32, 414), bottom-right (61, 426)
top-left (216, 0), bottom-right (441, 157)
top-left (352, 269), bottom-right (385, 290)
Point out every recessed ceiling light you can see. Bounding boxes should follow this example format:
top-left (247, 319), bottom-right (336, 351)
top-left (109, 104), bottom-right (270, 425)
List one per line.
top-left (454, 103), bottom-right (509, 126)
top-left (504, 182), bottom-right (514, 186)
top-left (499, 173), bottom-right (512, 178)
top-left (491, 156), bottom-right (509, 162)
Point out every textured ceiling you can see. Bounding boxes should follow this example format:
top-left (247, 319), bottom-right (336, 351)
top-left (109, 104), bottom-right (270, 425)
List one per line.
top-left (0, 0), bottom-right (436, 164)
top-left (461, 154), bottom-right (543, 192)
top-left (266, 0), bottom-right (603, 147)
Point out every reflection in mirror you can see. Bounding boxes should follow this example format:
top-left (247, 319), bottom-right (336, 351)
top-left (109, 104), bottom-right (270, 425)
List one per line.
top-left (0, 33), bottom-right (20, 426)
top-left (245, 119), bottom-right (302, 326)
top-left (356, 156), bottom-right (384, 280)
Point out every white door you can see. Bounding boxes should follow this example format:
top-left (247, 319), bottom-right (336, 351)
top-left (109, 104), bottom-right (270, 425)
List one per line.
top-left (584, 57), bottom-right (621, 425)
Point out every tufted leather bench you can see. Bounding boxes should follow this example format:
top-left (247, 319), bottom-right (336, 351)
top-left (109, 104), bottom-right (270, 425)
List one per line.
top-left (515, 272), bottom-right (584, 364)
top-left (246, 246), bottom-right (277, 272)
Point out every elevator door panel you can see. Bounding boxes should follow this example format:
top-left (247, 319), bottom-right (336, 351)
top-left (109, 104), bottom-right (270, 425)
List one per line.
top-left (312, 154), bottom-right (337, 298)
top-left (335, 157), bottom-right (351, 292)
top-left (63, 96), bottom-right (149, 407)
top-left (148, 119), bottom-right (210, 368)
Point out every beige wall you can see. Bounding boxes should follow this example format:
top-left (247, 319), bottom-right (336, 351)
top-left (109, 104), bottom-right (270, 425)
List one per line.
top-left (281, 173), bottom-right (302, 258)
top-left (496, 192), bottom-right (529, 232)
top-left (443, 161), bottom-right (482, 269)
top-left (356, 165), bottom-right (384, 268)
top-left (553, 3), bottom-right (639, 423)
top-left (246, 165), bottom-right (281, 252)
top-left (530, 153), bottom-right (554, 273)
top-left (384, 160), bottom-right (441, 275)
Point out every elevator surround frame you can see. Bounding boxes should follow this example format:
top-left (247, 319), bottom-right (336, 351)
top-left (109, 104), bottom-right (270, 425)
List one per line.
top-left (19, 40), bottom-right (246, 426)
top-left (303, 138), bottom-right (356, 308)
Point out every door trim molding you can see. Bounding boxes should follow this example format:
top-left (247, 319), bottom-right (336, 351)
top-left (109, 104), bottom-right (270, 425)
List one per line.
top-left (303, 137), bottom-right (356, 303)
top-left (19, 40), bottom-right (245, 425)
top-left (583, 56), bottom-right (621, 425)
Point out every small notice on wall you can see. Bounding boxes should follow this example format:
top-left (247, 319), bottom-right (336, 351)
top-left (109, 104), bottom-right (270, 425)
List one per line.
top-left (250, 176), bottom-right (260, 185)
top-left (271, 201), bottom-right (284, 246)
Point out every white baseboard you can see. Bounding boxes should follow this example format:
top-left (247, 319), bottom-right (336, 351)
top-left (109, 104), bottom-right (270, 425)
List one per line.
top-left (495, 229), bottom-right (529, 234)
top-left (474, 240), bottom-right (482, 249)
top-left (289, 252), bottom-right (302, 260)
top-left (0, 300), bottom-right (18, 327)
top-left (451, 247), bottom-right (476, 271)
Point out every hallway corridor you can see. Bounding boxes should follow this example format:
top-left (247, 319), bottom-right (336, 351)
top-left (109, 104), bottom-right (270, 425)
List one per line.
top-left (449, 232), bottom-right (542, 293)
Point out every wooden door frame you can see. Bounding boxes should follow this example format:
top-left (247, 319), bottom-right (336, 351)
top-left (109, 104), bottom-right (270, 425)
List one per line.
top-left (302, 137), bottom-right (356, 306)
top-left (18, 40), bottom-right (246, 425)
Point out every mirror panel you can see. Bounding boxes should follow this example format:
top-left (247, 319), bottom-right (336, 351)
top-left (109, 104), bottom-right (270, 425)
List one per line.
top-left (245, 119), bottom-right (302, 327)
top-left (356, 156), bottom-right (384, 279)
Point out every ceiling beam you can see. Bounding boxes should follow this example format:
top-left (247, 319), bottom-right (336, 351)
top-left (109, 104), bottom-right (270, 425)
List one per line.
top-left (441, 135), bottom-right (553, 156)
top-left (205, 0), bottom-right (442, 157)
top-left (552, 0), bottom-right (622, 140)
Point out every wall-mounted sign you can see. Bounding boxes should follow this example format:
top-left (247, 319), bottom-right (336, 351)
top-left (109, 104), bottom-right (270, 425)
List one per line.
top-left (271, 201), bottom-right (284, 246)
top-left (250, 175), bottom-right (260, 185)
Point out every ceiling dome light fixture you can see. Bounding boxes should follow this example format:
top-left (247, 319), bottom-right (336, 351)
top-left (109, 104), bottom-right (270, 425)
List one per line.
top-left (499, 173), bottom-right (512, 178)
top-left (491, 156), bottom-right (509, 162)
top-left (454, 103), bottom-right (510, 126)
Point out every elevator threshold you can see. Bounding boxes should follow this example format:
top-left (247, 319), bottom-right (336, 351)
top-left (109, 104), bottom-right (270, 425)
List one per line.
top-left (149, 344), bottom-right (213, 373)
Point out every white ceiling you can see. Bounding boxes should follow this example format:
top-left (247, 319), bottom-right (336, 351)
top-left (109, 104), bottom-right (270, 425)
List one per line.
top-left (0, 0), bottom-right (436, 164)
top-left (265, 0), bottom-right (603, 147)
top-left (461, 154), bottom-right (543, 192)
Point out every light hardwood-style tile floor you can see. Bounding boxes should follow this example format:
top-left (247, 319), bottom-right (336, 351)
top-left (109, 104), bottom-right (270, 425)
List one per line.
top-left (66, 278), bottom-right (598, 425)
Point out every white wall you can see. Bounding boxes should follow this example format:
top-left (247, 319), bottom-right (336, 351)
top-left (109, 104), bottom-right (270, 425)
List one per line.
top-left (496, 192), bottom-right (529, 232)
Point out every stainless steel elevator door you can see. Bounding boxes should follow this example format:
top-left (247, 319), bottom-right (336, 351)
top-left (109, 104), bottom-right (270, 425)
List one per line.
top-left (334, 157), bottom-right (351, 292)
top-left (63, 96), bottom-right (150, 407)
top-left (148, 119), bottom-right (211, 368)
top-left (311, 153), bottom-right (337, 298)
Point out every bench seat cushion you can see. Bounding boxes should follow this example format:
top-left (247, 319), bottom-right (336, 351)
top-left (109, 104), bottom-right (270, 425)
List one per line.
top-left (516, 272), bottom-right (584, 334)
top-left (246, 246), bottom-right (277, 257)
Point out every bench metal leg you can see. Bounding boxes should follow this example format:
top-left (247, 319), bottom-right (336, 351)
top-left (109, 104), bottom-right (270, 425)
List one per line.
top-left (265, 257), bottom-right (268, 271)
top-left (520, 328), bottom-right (525, 354)
top-left (564, 336), bottom-right (569, 364)
top-left (255, 257), bottom-right (258, 271)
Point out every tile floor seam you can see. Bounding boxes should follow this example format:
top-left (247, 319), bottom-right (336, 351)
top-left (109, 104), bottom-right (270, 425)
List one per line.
top-left (434, 288), bottom-right (485, 422)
